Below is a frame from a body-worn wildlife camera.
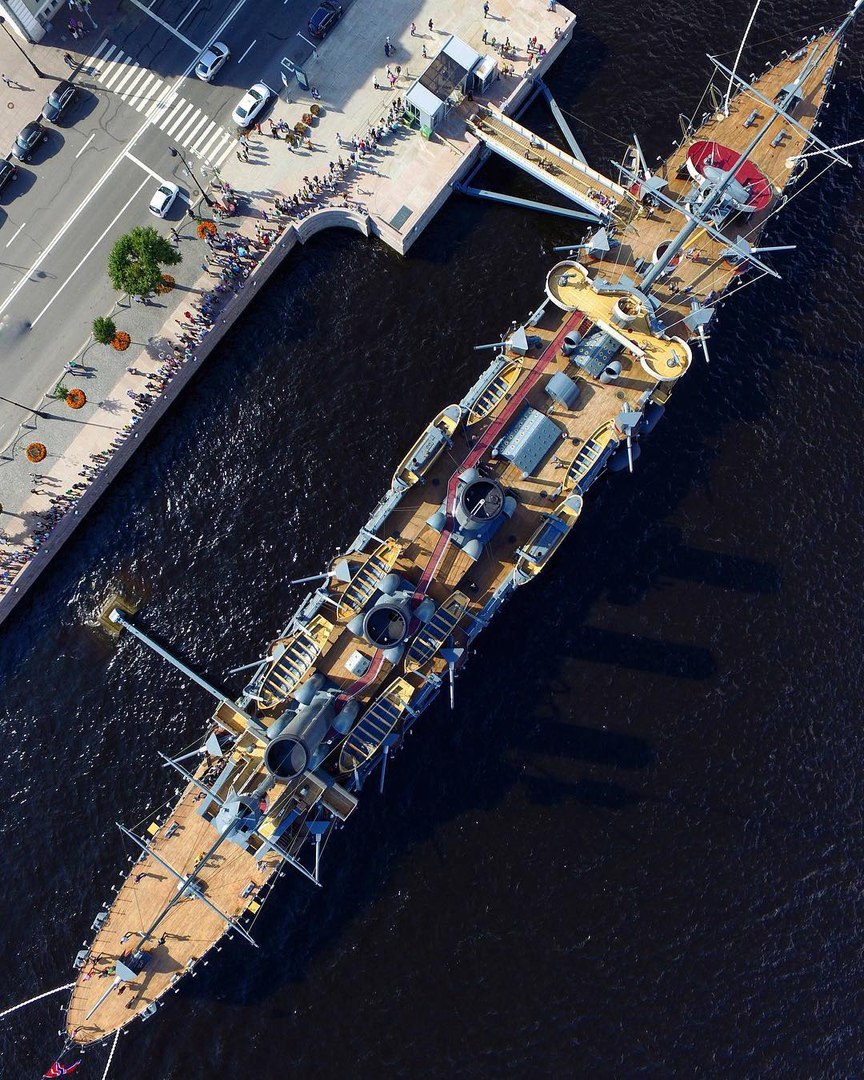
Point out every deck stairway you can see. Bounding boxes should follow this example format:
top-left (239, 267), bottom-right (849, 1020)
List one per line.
top-left (467, 107), bottom-right (632, 222)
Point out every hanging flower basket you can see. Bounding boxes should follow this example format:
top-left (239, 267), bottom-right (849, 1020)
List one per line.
top-left (112, 331), bottom-right (131, 352)
top-left (302, 112), bottom-right (313, 126)
top-left (26, 443), bottom-right (47, 463)
top-left (294, 121), bottom-right (308, 135)
top-left (196, 219), bottom-right (217, 240)
top-left (65, 389), bottom-right (86, 410)
top-left (156, 273), bottom-right (176, 295)
top-left (310, 103), bottom-right (321, 117)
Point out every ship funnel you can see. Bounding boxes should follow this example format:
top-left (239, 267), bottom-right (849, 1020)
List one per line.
top-left (264, 735), bottom-right (309, 780)
top-left (362, 597), bottom-right (412, 648)
top-left (455, 475), bottom-right (505, 530)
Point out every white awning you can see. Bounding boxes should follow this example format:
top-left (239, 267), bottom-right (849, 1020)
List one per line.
top-left (406, 82), bottom-right (445, 118)
top-left (443, 35), bottom-right (481, 74)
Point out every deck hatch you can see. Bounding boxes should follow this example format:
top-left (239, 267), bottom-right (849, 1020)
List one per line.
top-left (493, 405), bottom-right (562, 478)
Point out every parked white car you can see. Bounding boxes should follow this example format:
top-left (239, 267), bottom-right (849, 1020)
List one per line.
top-left (149, 181), bottom-right (180, 218)
top-left (232, 83), bottom-right (271, 128)
top-left (196, 42), bottom-right (230, 82)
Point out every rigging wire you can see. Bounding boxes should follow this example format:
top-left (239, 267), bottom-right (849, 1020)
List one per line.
top-left (100, 1028), bottom-right (120, 1080)
top-left (0, 982), bottom-right (75, 1020)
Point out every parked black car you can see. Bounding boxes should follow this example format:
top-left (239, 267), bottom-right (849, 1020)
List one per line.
top-left (0, 158), bottom-right (18, 195)
top-left (308, 2), bottom-right (342, 38)
top-left (12, 121), bottom-right (47, 162)
top-left (42, 81), bottom-right (78, 124)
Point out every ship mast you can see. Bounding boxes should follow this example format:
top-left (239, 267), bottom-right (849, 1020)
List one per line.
top-left (639, 1), bottom-right (861, 293)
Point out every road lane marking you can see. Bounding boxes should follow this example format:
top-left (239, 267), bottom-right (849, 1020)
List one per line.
top-left (146, 86), bottom-right (177, 120)
top-left (184, 114), bottom-right (209, 146)
top-left (177, 0), bottom-right (203, 31)
top-left (126, 0), bottom-right (202, 52)
top-left (125, 72), bottom-right (159, 108)
top-left (189, 118), bottom-right (216, 154)
top-left (0, 0), bottom-right (250, 320)
top-left (238, 39), bottom-right (256, 64)
top-left (74, 132), bottom-right (96, 159)
top-left (88, 38), bottom-right (110, 60)
top-left (162, 100), bottom-right (194, 135)
top-left (213, 140), bottom-right (235, 169)
top-left (124, 152), bottom-right (166, 183)
top-left (98, 54), bottom-right (122, 84)
top-left (117, 67), bottom-right (148, 100)
top-left (126, 153), bottom-right (192, 207)
top-left (31, 178), bottom-right (149, 329)
top-left (190, 120), bottom-right (219, 156)
top-left (100, 52), bottom-right (131, 87)
top-left (5, 222), bottom-right (25, 248)
top-left (195, 123), bottom-right (222, 159)
top-left (172, 107), bottom-right (203, 144)
top-left (111, 61), bottom-right (141, 95)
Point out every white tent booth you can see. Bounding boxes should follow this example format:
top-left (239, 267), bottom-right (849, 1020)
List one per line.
top-left (405, 35), bottom-right (483, 134)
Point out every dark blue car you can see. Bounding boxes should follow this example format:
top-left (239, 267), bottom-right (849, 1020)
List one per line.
top-left (308, 2), bottom-right (342, 38)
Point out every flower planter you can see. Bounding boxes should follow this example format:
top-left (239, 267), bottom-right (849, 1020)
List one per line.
top-left (65, 389), bottom-right (86, 410)
top-left (196, 220), bottom-right (217, 240)
top-left (112, 331), bottom-right (131, 352)
top-left (156, 273), bottom-right (175, 295)
top-left (26, 443), bottom-right (47, 463)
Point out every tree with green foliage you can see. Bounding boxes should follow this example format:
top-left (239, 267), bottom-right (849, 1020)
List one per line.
top-left (107, 226), bottom-right (182, 297)
top-left (92, 316), bottom-right (117, 345)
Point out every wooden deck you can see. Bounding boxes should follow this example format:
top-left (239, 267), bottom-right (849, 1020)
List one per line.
top-left (67, 32), bottom-right (839, 1046)
top-left (67, 775), bottom-right (279, 1044)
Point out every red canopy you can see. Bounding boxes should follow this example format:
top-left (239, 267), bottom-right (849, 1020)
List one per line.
top-left (687, 140), bottom-right (772, 211)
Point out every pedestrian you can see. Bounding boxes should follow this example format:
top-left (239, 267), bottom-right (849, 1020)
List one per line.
top-left (255, 122), bottom-right (262, 134)
top-left (1, 74), bottom-right (10, 88)
top-left (482, 28), bottom-right (488, 44)
top-left (422, 44), bottom-right (428, 58)
top-left (63, 52), bottom-right (75, 66)
top-left (428, 18), bottom-right (433, 31)
top-left (396, 64), bottom-right (401, 78)
top-left (170, 228), bottom-right (180, 244)
top-left (483, 1), bottom-right (490, 16)
top-left (410, 21), bottom-right (416, 35)
top-left (374, 77), bottom-right (380, 90)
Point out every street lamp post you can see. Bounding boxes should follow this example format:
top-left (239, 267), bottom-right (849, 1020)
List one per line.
top-left (0, 17), bottom-right (48, 80)
top-left (168, 145), bottom-right (214, 208)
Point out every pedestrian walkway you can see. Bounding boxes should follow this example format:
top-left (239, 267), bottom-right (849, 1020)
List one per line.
top-left (84, 38), bottom-right (235, 164)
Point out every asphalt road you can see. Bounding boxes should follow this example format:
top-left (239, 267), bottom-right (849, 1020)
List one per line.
top-left (0, 0), bottom-right (329, 447)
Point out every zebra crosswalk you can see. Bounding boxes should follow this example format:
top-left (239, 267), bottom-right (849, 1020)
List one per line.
top-left (84, 38), bottom-right (236, 166)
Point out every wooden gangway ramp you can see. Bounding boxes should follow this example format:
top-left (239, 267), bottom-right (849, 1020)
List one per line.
top-left (467, 106), bottom-right (632, 222)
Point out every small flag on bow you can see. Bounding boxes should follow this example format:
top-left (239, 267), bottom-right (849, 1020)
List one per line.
top-left (43, 1061), bottom-right (81, 1077)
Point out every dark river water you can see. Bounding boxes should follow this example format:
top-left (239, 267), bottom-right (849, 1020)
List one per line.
top-left (2, 2), bottom-right (864, 1076)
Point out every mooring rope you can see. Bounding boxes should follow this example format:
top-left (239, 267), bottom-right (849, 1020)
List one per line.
top-left (101, 1029), bottom-right (120, 1080)
top-left (0, 982), bottom-right (75, 1020)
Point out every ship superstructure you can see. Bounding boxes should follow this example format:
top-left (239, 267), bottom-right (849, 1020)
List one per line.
top-left (61, 7), bottom-right (858, 1050)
